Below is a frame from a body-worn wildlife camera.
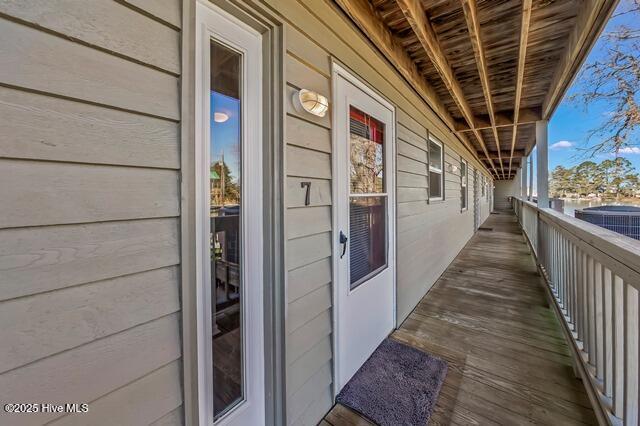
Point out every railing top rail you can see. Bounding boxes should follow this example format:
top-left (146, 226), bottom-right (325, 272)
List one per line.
top-left (575, 208), bottom-right (640, 217)
top-left (513, 197), bottom-right (640, 280)
top-left (514, 197), bottom-right (538, 210)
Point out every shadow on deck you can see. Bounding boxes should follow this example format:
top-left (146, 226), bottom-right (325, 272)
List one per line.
top-left (322, 209), bottom-right (596, 425)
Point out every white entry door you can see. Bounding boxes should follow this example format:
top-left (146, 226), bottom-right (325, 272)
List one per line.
top-left (333, 64), bottom-right (396, 392)
top-left (195, 2), bottom-right (264, 425)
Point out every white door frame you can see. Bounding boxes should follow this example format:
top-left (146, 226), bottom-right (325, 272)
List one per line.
top-left (331, 62), bottom-right (397, 396)
top-left (195, 2), bottom-right (264, 425)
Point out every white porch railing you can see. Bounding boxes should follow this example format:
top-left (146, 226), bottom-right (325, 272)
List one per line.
top-left (512, 197), bottom-right (640, 426)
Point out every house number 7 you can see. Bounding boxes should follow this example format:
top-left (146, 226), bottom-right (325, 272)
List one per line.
top-left (300, 182), bottom-right (311, 206)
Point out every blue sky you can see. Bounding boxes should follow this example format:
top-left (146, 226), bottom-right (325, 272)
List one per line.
top-left (210, 91), bottom-right (241, 182)
top-left (547, 0), bottom-right (640, 173)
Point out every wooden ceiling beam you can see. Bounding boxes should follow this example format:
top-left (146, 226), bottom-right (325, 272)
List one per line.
top-left (333, 0), bottom-right (448, 123)
top-left (454, 107), bottom-right (541, 132)
top-left (461, 0), bottom-right (504, 179)
top-left (394, 0), bottom-right (498, 177)
top-left (333, 0), bottom-right (482, 164)
top-left (480, 150), bottom-right (525, 160)
top-left (485, 158), bottom-right (521, 167)
top-left (508, 0), bottom-right (532, 177)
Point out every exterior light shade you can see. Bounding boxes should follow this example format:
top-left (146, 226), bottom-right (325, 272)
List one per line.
top-left (213, 112), bottom-right (229, 123)
top-left (293, 89), bottom-right (329, 117)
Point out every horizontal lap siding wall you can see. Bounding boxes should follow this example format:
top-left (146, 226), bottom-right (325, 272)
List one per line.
top-left (260, 0), bottom-right (495, 424)
top-left (495, 169), bottom-right (524, 210)
top-left (284, 26), bottom-right (334, 426)
top-left (396, 144), bottom-right (477, 321)
top-left (0, 1), bottom-right (183, 425)
top-left (479, 167), bottom-right (493, 224)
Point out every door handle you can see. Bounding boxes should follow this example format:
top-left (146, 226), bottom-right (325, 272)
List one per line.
top-left (339, 231), bottom-right (348, 259)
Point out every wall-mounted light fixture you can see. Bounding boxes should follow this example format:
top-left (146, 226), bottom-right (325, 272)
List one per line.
top-left (213, 112), bottom-right (229, 123)
top-left (292, 89), bottom-right (329, 118)
top-left (449, 164), bottom-right (459, 173)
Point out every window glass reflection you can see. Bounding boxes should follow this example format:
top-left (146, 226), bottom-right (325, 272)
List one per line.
top-left (349, 106), bottom-right (384, 194)
top-left (210, 40), bottom-right (243, 420)
top-left (349, 106), bottom-right (387, 289)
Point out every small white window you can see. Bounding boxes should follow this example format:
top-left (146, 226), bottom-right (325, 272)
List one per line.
top-left (460, 160), bottom-right (468, 211)
top-left (486, 178), bottom-right (491, 201)
top-left (429, 137), bottom-right (444, 200)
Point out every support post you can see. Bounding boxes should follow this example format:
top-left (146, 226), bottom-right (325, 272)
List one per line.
top-left (521, 156), bottom-right (528, 198)
top-left (536, 120), bottom-right (549, 208)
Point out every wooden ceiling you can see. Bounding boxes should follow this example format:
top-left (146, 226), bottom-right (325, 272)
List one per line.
top-left (334, 0), bottom-right (618, 180)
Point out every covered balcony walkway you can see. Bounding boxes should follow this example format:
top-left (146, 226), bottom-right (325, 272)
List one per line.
top-left (322, 209), bottom-right (596, 425)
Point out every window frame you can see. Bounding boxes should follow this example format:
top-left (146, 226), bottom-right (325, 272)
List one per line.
top-left (460, 159), bottom-right (468, 211)
top-left (194, 3), bottom-right (267, 425)
top-left (428, 136), bottom-right (444, 202)
top-left (347, 105), bottom-right (389, 290)
top-left (486, 178), bottom-right (491, 201)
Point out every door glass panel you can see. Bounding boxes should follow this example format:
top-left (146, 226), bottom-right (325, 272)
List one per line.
top-left (349, 106), bottom-right (384, 193)
top-left (349, 196), bottom-right (386, 287)
top-left (210, 39), bottom-right (243, 420)
top-left (349, 106), bottom-right (387, 289)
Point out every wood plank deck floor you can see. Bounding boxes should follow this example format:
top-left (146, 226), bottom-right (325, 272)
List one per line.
top-left (322, 209), bottom-right (596, 425)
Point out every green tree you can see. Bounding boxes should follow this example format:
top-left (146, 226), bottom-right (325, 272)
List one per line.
top-left (549, 158), bottom-right (640, 199)
top-left (550, 165), bottom-right (574, 197)
top-left (211, 161), bottom-right (240, 204)
top-left (574, 161), bottom-right (600, 195)
top-left (597, 157), bottom-right (635, 198)
top-left (621, 173), bottom-right (639, 196)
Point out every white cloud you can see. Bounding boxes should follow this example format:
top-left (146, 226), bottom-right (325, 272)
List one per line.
top-left (617, 147), bottom-right (640, 154)
top-left (550, 140), bottom-right (573, 150)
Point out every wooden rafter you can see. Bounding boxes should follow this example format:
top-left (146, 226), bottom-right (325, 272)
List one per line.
top-left (333, 0), bottom-right (480, 159)
top-left (461, 0), bottom-right (504, 179)
top-left (455, 108), bottom-right (541, 133)
top-left (485, 158), bottom-right (521, 167)
top-left (508, 0), bottom-right (532, 176)
top-left (394, 0), bottom-right (498, 177)
top-left (481, 149), bottom-right (525, 160)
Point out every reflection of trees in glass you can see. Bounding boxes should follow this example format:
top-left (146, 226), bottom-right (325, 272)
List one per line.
top-left (550, 157), bottom-right (640, 198)
top-left (350, 134), bottom-right (384, 193)
top-left (210, 161), bottom-right (240, 206)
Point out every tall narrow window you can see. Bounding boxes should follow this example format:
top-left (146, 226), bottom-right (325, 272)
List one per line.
top-left (481, 175), bottom-right (486, 196)
top-left (210, 39), bottom-right (243, 420)
top-left (429, 137), bottom-right (444, 200)
top-left (461, 160), bottom-right (468, 211)
top-left (349, 106), bottom-right (387, 289)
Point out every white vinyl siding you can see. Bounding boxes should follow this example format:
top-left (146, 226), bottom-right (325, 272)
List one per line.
top-left (0, 1), bottom-right (183, 425)
top-left (272, 4), bottom-right (496, 423)
top-left (284, 27), bottom-right (333, 426)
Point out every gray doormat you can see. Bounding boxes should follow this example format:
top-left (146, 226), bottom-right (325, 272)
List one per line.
top-left (336, 338), bottom-right (447, 425)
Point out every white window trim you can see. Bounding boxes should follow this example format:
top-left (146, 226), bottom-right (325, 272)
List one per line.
top-left (195, 2), bottom-right (265, 425)
top-left (461, 159), bottom-right (468, 211)
top-left (481, 175), bottom-right (486, 197)
top-left (486, 177), bottom-right (490, 201)
top-left (429, 136), bottom-right (444, 201)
